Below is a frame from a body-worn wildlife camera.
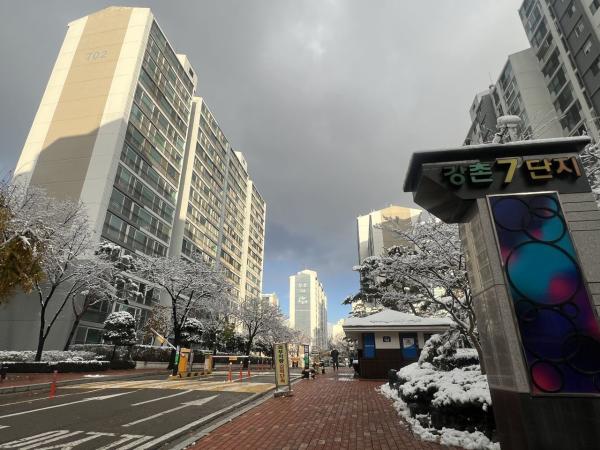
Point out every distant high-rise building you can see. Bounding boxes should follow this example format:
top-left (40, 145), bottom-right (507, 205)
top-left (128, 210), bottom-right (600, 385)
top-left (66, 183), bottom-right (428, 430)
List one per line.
top-left (518, 0), bottom-right (600, 139)
top-left (289, 270), bottom-right (328, 350)
top-left (465, 48), bottom-right (564, 145)
top-left (356, 205), bottom-right (422, 264)
top-left (2, 6), bottom-right (265, 350)
top-left (262, 293), bottom-right (279, 308)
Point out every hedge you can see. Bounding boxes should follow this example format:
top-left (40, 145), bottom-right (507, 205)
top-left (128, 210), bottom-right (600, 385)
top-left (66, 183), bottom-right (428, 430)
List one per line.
top-left (70, 344), bottom-right (172, 362)
top-left (1, 361), bottom-right (110, 373)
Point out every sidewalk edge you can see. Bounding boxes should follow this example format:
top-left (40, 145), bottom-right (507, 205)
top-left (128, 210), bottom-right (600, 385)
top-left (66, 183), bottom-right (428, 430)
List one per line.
top-left (168, 377), bottom-right (303, 450)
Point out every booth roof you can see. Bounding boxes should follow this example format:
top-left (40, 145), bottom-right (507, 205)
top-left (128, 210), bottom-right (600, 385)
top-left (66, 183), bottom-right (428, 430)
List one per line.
top-left (343, 309), bottom-right (454, 329)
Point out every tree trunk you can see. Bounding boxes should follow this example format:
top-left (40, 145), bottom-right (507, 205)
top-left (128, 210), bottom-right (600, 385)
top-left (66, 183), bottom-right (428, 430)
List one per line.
top-left (111, 344), bottom-right (118, 361)
top-left (35, 305), bottom-right (47, 362)
top-left (63, 315), bottom-right (82, 351)
top-left (168, 328), bottom-right (181, 370)
top-left (468, 333), bottom-right (486, 375)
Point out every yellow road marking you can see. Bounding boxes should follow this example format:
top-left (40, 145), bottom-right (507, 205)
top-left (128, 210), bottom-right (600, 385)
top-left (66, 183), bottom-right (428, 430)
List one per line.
top-left (62, 379), bottom-right (274, 394)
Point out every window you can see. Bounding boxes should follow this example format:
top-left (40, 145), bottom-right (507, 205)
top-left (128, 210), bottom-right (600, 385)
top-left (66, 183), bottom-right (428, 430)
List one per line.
top-left (591, 0), bottom-right (600, 15)
top-left (363, 333), bottom-right (375, 359)
top-left (574, 20), bottom-right (585, 39)
top-left (567, 1), bottom-right (577, 17)
top-left (584, 39), bottom-right (593, 55)
top-left (590, 56), bottom-right (600, 76)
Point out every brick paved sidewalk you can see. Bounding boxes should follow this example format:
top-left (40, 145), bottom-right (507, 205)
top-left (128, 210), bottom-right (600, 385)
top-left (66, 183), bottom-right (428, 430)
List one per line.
top-left (193, 368), bottom-right (455, 450)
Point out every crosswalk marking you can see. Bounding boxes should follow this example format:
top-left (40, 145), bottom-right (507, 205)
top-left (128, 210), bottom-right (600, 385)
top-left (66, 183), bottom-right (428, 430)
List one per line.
top-left (63, 379), bottom-right (274, 394)
top-left (0, 431), bottom-right (153, 450)
top-left (0, 425), bottom-right (9, 430)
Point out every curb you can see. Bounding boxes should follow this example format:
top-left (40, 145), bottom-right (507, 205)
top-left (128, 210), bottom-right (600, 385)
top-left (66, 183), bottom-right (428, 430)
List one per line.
top-left (167, 376), bottom-right (303, 450)
top-left (0, 370), bottom-right (169, 395)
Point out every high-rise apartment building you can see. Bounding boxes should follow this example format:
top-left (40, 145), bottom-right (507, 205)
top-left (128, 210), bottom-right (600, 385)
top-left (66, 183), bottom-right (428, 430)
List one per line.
top-left (2, 6), bottom-right (265, 349)
top-left (261, 293), bottom-right (279, 308)
top-left (465, 48), bottom-right (564, 145)
top-left (356, 205), bottom-right (422, 264)
top-left (289, 270), bottom-right (328, 350)
top-left (518, 0), bottom-right (600, 139)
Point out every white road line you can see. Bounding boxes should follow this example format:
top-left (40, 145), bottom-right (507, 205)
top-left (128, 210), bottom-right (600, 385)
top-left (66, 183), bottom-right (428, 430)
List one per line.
top-left (0, 389), bottom-right (103, 407)
top-left (95, 434), bottom-right (153, 450)
top-left (30, 432), bottom-right (114, 450)
top-left (19, 431), bottom-right (82, 450)
top-left (0, 431), bottom-right (69, 448)
top-left (131, 389), bottom-right (192, 406)
top-left (122, 395), bottom-right (218, 428)
top-left (0, 425), bottom-right (9, 430)
top-left (0, 391), bottom-right (135, 419)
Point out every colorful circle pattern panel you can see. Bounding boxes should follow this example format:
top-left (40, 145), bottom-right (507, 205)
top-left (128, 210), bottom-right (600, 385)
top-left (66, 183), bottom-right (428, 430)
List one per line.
top-left (490, 193), bottom-right (600, 395)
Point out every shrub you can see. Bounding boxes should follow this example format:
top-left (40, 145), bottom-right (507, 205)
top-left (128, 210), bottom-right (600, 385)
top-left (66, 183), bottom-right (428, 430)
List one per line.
top-left (0, 350), bottom-right (100, 362)
top-left (1, 361), bottom-right (110, 373)
top-left (70, 344), bottom-right (172, 362)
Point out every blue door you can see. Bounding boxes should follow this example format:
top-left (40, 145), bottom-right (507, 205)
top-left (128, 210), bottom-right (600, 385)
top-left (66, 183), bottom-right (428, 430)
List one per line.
top-left (363, 333), bottom-right (375, 359)
top-left (400, 333), bottom-right (418, 360)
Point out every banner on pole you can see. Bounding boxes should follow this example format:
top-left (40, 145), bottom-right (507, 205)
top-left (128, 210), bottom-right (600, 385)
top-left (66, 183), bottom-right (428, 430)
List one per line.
top-left (274, 343), bottom-right (290, 389)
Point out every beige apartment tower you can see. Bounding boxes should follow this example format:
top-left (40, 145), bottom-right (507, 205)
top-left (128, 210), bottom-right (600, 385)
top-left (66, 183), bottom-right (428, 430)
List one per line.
top-left (356, 205), bottom-right (422, 263)
top-left (2, 6), bottom-right (266, 349)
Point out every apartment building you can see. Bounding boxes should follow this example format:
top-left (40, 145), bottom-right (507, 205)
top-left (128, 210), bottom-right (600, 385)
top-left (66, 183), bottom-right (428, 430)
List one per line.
top-left (2, 6), bottom-right (265, 349)
top-left (289, 270), bottom-right (328, 350)
top-left (519, 0), bottom-right (600, 139)
top-left (262, 293), bottom-right (280, 308)
top-left (465, 48), bottom-right (564, 144)
top-left (356, 205), bottom-right (423, 264)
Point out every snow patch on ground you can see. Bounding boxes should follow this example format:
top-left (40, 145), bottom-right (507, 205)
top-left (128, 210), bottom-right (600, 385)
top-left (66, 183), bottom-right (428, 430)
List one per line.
top-left (379, 383), bottom-right (500, 450)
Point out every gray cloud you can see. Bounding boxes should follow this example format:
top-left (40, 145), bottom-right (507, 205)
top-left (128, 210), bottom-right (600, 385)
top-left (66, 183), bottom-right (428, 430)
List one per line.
top-left (0, 0), bottom-right (529, 281)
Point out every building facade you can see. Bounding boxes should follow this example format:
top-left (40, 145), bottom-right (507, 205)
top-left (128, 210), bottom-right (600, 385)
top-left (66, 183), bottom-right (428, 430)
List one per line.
top-left (2, 6), bottom-right (265, 349)
top-left (356, 205), bottom-right (422, 264)
top-left (465, 48), bottom-right (565, 145)
top-left (519, 0), bottom-right (600, 139)
top-left (289, 270), bottom-right (328, 350)
top-left (261, 293), bottom-right (279, 308)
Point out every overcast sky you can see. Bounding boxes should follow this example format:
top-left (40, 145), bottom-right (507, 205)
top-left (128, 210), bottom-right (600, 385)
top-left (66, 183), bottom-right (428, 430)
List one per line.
top-left (0, 1), bottom-right (530, 324)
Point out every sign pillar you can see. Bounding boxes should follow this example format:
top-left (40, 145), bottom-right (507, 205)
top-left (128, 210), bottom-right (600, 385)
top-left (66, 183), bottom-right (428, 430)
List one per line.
top-left (274, 342), bottom-right (293, 397)
top-left (404, 137), bottom-right (600, 449)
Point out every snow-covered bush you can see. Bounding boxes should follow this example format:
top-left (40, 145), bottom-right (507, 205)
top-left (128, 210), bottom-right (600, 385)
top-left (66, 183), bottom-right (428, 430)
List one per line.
top-left (180, 318), bottom-right (203, 346)
top-left (0, 350), bottom-right (99, 362)
top-left (70, 344), bottom-right (172, 362)
top-left (380, 383), bottom-right (499, 450)
top-left (103, 311), bottom-right (136, 346)
top-left (419, 330), bottom-right (479, 371)
top-left (389, 362), bottom-right (496, 448)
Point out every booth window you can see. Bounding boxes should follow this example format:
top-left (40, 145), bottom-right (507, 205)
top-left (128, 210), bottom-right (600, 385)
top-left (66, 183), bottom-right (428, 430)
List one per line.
top-left (363, 333), bottom-right (375, 359)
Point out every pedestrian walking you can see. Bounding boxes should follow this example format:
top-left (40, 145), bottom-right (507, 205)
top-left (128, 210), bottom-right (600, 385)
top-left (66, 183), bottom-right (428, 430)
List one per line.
top-left (330, 348), bottom-right (339, 371)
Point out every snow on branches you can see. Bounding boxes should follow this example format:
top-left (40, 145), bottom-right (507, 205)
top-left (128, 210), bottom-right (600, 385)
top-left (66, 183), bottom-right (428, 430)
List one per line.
top-left (103, 311), bottom-right (137, 346)
top-left (350, 218), bottom-right (484, 373)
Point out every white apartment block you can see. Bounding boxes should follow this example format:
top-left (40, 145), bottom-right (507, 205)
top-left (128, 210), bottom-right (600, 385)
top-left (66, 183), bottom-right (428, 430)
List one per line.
top-left (289, 270), bottom-right (328, 350)
top-left (3, 6), bottom-right (265, 349)
top-left (356, 205), bottom-right (422, 264)
top-left (519, 0), bottom-right (600, 139)
top-left (465, 48), bottom-right (564, 145)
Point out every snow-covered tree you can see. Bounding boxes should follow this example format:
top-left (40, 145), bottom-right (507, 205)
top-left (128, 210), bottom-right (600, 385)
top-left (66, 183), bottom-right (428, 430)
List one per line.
top-left (136, 255), bottom-right (232, 364)
top-left (580, 142), bottom-right (600, 203)
top-left (180, 318), bottom-right (203, 346)
top-left (0, 183), bottom-right (55, 302)
top-left (103, 311), bottom-right (137, 360)
top-left (8, 190), bottom-right (101, 362)
top-left (63, 242), bottom-right (138, 350)
top-left (233, 297), bottom-right (285, 356)
top-left (347, 218), bottom-right (484, 373)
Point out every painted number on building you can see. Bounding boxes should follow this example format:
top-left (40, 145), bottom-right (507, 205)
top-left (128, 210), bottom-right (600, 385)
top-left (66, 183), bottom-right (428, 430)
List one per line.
top-left (442, 156), bottom-right (582, 187)
top-left (382, 336), bottom-right (391, 342)
top-left (86, 50), bottom-right (108, 61)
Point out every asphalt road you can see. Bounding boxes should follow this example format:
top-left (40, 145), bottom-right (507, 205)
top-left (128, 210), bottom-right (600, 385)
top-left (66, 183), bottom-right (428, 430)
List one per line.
top-left (0, 371), bottom-right (282, 449)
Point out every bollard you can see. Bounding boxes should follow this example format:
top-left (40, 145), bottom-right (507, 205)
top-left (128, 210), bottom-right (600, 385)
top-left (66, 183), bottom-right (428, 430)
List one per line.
top-left (227, 362), bottom-right (232, 382)
top-left (239, 364), bottom-right (243, 381)
top-left (0, 365), bottom-right (7, 383)
top-left (247, 362), bottom-right (251, 378)
top-left (49, 370), bottom-right (58, 399)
